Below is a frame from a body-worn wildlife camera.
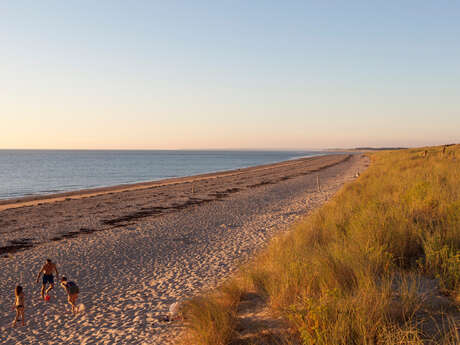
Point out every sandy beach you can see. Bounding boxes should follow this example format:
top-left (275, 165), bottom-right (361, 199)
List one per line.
top-left (0, 153), bottom-right (367, 344)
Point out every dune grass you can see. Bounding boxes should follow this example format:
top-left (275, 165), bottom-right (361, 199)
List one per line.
top-left (180, 145), bottom-right (459, 345)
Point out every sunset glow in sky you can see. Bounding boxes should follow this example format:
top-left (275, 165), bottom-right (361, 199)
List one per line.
top-left (1, 1), bottom-right (459, 149)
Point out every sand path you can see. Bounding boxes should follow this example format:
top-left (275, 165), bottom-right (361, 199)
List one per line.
top-left (0, 154), bottom-right (367, 344)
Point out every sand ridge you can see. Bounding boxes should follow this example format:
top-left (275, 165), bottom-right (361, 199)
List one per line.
top-left (0, 154), bottom-right (368, 344)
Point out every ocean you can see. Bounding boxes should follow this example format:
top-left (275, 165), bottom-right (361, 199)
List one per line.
top-left (0, 150), bottom-right (327, 200)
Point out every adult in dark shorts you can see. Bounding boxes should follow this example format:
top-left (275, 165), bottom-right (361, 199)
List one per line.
top-left (35, 259), bottom-right (59, 300)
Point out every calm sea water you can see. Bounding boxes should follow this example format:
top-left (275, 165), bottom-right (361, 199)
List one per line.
top-left (0, 150), bottom-right (327, 200)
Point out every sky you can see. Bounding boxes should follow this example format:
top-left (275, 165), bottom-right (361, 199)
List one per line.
top-left (1, 1), bottom-right (459, 150)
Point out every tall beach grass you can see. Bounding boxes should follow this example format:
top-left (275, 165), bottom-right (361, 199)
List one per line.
top-left (181, 145), bottom-right (459, 345)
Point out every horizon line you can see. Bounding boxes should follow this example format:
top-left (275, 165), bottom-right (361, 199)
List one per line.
top-left (0, 146), bottom-right (412, 151)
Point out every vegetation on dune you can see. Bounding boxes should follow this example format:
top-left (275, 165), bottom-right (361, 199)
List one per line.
top-left (180, 145), bottom-right (460, 345)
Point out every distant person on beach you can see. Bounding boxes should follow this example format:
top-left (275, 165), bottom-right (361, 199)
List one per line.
top-left (35, 259), bottom-right (59, 300)
top-left (12, 285), bottom-right (25, 327)
top-left (60, 277), bottom-right (79, 314)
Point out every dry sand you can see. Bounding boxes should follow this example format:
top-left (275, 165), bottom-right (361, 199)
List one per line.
top-left (0, 154), bottom-right (368, 344)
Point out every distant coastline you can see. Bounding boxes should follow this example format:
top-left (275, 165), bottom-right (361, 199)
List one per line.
top-left (353, 146), bottom-right (407, 150)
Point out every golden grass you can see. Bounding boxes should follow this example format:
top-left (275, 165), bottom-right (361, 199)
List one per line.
top-left (180, 145), bottom-right (460, 345)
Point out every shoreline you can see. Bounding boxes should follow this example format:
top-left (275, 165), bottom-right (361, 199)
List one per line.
top-left (0, 154), bottom-right (339, 211)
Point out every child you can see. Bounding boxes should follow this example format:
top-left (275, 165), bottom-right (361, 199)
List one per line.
top-left (12, 285), bottom-right (25, 327)
top-left (60, 277), bottom-right (79, 314)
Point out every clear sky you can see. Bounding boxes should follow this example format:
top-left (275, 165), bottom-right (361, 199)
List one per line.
top-left (1, 1), bottom-right (459, 149)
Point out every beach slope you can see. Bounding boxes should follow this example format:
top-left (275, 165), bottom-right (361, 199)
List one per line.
top-left (0, 154), bottom-right (366, 344)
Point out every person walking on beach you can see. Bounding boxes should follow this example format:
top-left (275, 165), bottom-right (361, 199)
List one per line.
top-left (35, 259), bottom-right (59, 300)
top-left (60, 277), bottom-right (79, 314)
top-left (12, 285), bottom-right (25, 327)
